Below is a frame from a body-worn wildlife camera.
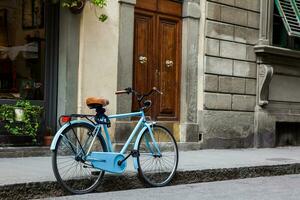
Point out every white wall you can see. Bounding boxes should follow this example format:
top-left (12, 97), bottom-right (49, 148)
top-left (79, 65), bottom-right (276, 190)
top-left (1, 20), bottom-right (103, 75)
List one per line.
top-left (78, 1), bottom-right (119, 117)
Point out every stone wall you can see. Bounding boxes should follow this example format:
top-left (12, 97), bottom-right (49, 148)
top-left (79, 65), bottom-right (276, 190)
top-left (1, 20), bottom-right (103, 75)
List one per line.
top-left (254, 47), bottom-right (300, 147)
top-left (200, 0), bottom-right (260, 148)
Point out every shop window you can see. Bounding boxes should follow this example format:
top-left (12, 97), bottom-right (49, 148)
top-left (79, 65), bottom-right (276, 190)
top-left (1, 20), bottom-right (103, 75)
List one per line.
top-left (0, 0), bottom-right (45, 100)
top-left (273, 0), bottom-right (300, 50)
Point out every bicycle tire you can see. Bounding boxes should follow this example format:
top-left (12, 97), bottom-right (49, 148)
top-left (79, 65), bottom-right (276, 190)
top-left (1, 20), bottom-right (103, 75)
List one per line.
top-left (137, 125), bottom-right (178, 187)
top-left (52, 122), bottom-right (107, 194)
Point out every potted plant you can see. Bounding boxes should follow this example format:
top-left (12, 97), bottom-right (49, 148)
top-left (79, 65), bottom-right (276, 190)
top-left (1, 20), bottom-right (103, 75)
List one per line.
top-left (52, 0), bottom-right (108, 21)
top-left (0, 100), bottom-right (43, 145)
top-left (43, 126), bottom-right (53, 146)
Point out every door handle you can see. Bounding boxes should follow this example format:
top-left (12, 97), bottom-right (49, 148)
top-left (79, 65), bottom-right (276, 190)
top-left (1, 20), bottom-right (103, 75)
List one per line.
top-left (139, 56), bottom-right (147, 64)
top-left (165, 60), bottom-right (174, 68)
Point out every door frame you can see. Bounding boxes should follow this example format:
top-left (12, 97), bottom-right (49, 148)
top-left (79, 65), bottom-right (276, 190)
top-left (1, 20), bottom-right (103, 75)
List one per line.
top-left (117, 0), bottom-right (201, 142)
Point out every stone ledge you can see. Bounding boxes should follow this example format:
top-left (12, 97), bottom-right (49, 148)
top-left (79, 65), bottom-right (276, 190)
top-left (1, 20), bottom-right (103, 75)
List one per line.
top-left (0, 147), bottom-right (51, 158)
top-left (254, 45), bottom-right (300, 59)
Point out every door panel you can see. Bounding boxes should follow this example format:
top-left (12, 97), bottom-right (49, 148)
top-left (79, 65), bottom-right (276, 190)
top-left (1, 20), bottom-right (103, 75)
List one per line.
top-left (158, 0), bottom-right (182, 17)
top-left (133, 0), bottom-right (182, 121)
top-left (157, 15), bottom-right (181, 120)
top-left (135, 0), bottom-right (157, 12)
top-left (133, 11), bottom-right (155, 112)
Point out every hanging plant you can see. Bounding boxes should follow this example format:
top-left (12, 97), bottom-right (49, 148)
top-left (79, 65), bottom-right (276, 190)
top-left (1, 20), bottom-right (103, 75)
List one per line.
top-left (90, 0), bottom-right (108, 22)
top-left (63, 0), bottom-right (87, 14)
top-left (52, 0), bottom-right (108, 21)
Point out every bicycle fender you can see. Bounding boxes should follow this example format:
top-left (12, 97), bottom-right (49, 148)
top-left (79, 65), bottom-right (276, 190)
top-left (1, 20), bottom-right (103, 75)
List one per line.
top-left (50, 120), bottom-right (95, 151)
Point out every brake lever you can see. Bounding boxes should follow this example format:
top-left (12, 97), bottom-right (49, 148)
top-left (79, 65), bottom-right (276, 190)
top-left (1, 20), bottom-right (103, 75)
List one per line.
top-left (153, 87), bottom-right (163, 95)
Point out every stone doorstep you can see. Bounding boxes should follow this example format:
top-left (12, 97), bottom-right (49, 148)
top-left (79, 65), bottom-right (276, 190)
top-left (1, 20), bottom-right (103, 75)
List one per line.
top-left (1, 163), bottom-right (299, 200)
top-left (0, 146), bottom-right (51, 158)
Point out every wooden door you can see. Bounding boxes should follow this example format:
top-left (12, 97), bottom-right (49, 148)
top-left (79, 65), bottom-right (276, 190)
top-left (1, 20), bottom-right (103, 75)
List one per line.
top-left (133, 11), bottom-right (155, 113)
top-left (133, 0), bottom-right (182, 121)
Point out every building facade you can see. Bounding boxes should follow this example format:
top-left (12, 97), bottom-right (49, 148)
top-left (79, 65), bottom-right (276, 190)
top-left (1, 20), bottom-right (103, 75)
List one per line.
top-left (1, 0), bottom-right (299, 148)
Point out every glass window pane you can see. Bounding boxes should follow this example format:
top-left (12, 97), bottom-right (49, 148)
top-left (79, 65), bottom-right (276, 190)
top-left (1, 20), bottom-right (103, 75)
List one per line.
top-left (0, 0), bottom-right (45, 100)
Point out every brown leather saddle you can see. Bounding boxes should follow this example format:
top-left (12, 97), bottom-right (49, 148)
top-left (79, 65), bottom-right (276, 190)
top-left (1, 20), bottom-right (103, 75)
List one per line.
top-left (86, 97), bottom-right (109, 109)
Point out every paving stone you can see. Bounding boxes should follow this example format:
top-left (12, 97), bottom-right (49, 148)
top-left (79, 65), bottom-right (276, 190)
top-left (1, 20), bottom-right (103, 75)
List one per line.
top-left (206, 38), bottom-right (220, 56)
top-left (247, 11), bottom-right (260, 29)
top-left (233, 61), bottom-right (257, 78)
top-left (204, 92), bottom-right (232, 110)
top-left (246, 45), bottom-right (256, 61)
top-left (245, 79), bottom-right (256, 95)
top-left (234, 26), bottom-right (259, 45)
top-left (207, 2), bottom-right (221, 20)
top-left (204, 74), bottom-right (219, 92)
top-left (205, 56), bottom-right (233, 76)
top-left (219, 76), bottom-right (246, 94)
top-left (220, 41), bottom-right (247, 60)
top-left (221, 5), bottom-right (247, 26)
top-left (235, 0), bottom-right (260, 12)
top-left (232, 95), bottom-right (256, 111)
top-left (211, 0), bottom-right (235, 6)
top-left (206, 20), bottom-right (234, 41)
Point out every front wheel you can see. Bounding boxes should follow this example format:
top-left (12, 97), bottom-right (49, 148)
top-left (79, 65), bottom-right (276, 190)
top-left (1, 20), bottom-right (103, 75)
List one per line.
top-left (137, 125), bottom-right (178, 187)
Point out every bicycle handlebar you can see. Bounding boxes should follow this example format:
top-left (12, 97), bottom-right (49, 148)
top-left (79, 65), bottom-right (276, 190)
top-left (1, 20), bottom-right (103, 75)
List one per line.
top-left (115, 87), bottom-right (162, 97)
top-left (115, 87), bottom-right (162, 110)
top-left (115, 87), bottom-right (132, 95)
top-left (115, 90), bottom-right (127, 95)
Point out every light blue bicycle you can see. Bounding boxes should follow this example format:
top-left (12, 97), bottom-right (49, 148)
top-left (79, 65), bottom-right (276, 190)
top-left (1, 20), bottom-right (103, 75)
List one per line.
top-left (51, 87), bottom-right (178, 194)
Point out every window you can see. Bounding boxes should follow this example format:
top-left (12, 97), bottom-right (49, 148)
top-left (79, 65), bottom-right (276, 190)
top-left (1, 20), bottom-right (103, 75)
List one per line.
top-left (273, 0), bottom-right (300, 50)
top-left (0, 0), bottom-right (45, 100)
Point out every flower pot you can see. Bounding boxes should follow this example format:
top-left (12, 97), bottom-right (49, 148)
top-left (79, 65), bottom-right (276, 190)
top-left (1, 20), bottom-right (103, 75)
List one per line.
top-left (43, 135), bottom-right (53, 146)
top-left (69, 0), bottom-right (86, 14)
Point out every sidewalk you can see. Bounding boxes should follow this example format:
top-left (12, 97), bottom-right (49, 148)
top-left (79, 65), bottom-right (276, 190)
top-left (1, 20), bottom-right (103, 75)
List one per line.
top-left (0, 146), bottom-right (300, 186)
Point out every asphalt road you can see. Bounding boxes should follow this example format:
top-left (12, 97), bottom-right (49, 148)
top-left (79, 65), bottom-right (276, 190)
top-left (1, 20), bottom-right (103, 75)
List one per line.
top-left (44, 174), bottom-right (300, 200)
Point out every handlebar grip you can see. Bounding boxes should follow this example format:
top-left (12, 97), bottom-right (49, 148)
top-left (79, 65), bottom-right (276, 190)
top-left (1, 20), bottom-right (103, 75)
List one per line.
top-left (115, 90), bottom-right (128, 95)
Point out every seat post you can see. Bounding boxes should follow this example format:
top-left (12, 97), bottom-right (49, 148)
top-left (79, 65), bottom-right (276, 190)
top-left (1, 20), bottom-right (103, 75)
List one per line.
top-left (96, 107), bottom-right (105, 115)
top-left (95, 106), bottom-right (111, 127)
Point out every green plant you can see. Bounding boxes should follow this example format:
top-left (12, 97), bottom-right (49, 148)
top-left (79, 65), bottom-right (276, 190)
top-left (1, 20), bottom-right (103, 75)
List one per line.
top-left (0, 101), bottom-right (43, 141)
top-left (90, 0), bottom-right (108, 22)
top-left (53, 0), bottom-right (108, 22)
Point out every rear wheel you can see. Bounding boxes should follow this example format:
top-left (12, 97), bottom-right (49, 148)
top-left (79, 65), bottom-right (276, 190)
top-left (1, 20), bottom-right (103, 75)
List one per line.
top-left (52, 122), bottom-right (107, 194)
top-left (137, 125), bottom-right (178, 187)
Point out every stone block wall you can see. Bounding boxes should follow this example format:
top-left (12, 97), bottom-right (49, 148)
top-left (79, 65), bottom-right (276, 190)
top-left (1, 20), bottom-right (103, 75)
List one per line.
top-left (200, 0), bottom-right (260, 148)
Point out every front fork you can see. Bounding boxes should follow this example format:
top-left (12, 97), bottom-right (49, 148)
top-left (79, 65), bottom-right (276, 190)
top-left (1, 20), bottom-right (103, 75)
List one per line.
top-left (133, 122), bottom-right (161, 169)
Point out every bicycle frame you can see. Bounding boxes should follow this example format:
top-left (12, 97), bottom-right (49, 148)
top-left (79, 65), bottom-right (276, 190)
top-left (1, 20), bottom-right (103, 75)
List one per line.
top-left (50, 110), bottom-right (160, 170)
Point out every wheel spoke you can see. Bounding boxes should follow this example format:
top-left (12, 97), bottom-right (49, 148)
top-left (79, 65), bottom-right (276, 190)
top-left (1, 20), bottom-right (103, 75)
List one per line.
top-left (52, 123), bottom-right (106, 194)
top-left (138, 126), bottom-right (178, 186)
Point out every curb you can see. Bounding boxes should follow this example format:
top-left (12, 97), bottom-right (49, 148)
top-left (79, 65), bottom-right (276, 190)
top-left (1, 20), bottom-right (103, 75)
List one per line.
top-left (1, 163), bottom-right (300, 200)
top-left (0, 147), bottom-right (51, 158)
